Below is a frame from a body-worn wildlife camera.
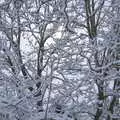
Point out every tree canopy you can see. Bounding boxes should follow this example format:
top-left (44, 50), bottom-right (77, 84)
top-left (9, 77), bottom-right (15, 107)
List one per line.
top-left (0, 0), bottom-right (120, 120)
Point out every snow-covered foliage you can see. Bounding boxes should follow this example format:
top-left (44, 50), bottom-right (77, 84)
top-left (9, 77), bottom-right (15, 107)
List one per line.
top-left (0, 0), bottom-right (120, 120)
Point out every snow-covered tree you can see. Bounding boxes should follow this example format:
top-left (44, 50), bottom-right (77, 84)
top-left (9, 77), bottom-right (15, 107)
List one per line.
top-left (0, 0), bottom-right (119, 120)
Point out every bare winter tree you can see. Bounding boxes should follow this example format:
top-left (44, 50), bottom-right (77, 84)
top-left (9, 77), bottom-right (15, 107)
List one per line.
top-left (0, 0), bottom-right (120, 120)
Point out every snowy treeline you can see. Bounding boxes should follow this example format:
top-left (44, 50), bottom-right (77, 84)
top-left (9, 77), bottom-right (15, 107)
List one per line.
top-left (0, 0), bottom-right (120, 120)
